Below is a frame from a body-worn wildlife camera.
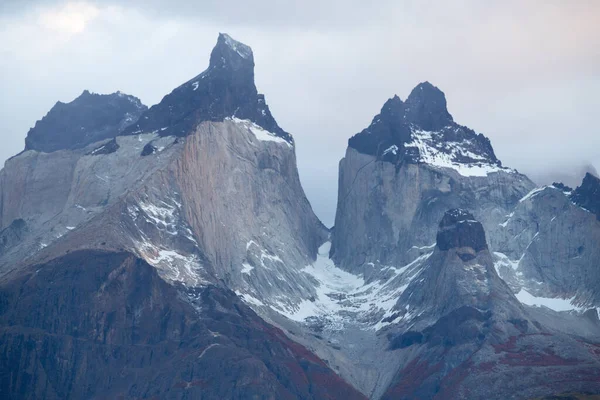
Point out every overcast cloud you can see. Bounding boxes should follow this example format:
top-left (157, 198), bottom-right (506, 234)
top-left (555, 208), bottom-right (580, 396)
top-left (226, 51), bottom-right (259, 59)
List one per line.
top-left (1, 1), bottom-right (599, 225)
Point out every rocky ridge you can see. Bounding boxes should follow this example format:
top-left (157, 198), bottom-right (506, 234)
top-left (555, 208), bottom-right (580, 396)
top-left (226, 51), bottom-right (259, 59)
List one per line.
top-left (24, 90), bottom-right (146, 153)
top-left (348, 82), bottom-right (503, 175)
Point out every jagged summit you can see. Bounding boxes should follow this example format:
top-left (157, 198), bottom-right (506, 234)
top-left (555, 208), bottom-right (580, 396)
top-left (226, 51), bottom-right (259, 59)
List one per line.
top-left (570, 172), bottom-right (600, 219)
top-left (123, 33), bottom-right (293, 144)
top-left (24, 90), bottom-right (146, 153)
top-left (348, 82), bottom-right (504, 177)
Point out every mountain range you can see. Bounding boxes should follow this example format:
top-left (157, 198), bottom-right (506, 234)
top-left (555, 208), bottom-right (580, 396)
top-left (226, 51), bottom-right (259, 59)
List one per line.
top-left (0, 33), bottom-right (599, 400)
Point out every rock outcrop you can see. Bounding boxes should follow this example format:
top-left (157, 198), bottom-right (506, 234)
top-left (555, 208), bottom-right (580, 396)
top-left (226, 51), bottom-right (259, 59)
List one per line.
top-left (347, 82), bottom-right (499, 166)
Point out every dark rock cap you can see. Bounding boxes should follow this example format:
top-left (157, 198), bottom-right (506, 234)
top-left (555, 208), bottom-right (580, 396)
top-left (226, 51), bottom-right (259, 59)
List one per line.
top-left (436, 209), bottom-right (488, 255)
top-left (347, 94), bottom-right (410, 157)
top-left (404, 81), bottom-right (453, 131)
top-left (24, 91), bottom-right (146, 153)
top-left (347, 82), bottom-right (500, 168)
top-left (210, 33), bottom-right (254, 73)
top-left (123, 33), bottom-right (293, 144)
top-left (570, 172), bottom-right (600, 219)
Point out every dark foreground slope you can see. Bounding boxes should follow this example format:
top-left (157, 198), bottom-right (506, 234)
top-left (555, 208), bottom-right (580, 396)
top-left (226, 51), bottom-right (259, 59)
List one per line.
top-left (0, 250), bottom-right (365, 400)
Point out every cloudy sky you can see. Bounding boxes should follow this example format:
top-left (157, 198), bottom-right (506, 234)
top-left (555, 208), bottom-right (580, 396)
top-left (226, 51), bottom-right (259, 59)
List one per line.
top-left (1, 1), bottom-right (599, 226)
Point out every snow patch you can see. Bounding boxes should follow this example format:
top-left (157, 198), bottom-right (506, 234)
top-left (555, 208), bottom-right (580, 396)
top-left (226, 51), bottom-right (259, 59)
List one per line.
top-left (499, 212), bottom-right (514, 227)
top-left (520, 187), bottom-right (548, 203)
top-left (136, 239), bottom-right (206, 287)
top-left (226, 117), bottom-right (291, 147)
top-left (494, 252), bottom-right (520, 271)
top-left (515, 289), bottom-right (582, 312)
top-left (235, 291), bottom-right (265, 307)
top-left (406, 128), bottom-right (511, 177)
top-left (241, 263), bottom-right (254, 275)
top-left (272, 242), bottom-right (431, 331)
top-left (89, 144), bottom-right (107, 155)
top-left (221, 33), bottom-right (252, 59)
top-left (383, 145), bottom-right (398, 156)
top-left (139, 200), bottom-right (178, 234)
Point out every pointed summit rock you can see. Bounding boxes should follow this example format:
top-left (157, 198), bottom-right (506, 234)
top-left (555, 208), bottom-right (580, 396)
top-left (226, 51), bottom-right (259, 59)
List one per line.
top-left (24, 91), bottom-right (146, 153)
top-left (405, 81), bottom-right (453, 131)
top-left (124, 33), bottom-right (292, 143)
top-left (570, 172), bottom-right (600, 219)
top-left (210, 32), bottom-right (254, 73)
top-left (347, 94), bottom-right (411, 158)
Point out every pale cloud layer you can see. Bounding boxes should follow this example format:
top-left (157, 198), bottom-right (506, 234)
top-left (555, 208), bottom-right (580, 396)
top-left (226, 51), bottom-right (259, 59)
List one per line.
top-left (1, 1), bottom-right (599, 225)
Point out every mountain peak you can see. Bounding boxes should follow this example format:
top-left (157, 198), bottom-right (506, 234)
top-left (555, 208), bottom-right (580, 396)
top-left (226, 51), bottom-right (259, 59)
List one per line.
top-left (347, 83), bottom-right (504, 176)
top-left (405, 81), bottom-right (453, 131)
top-left (123, 33), bottom-right (292, 144)
top-left (209, 33), bottom-right (254, 73)
top-left (218, 33), bottom-right (253, 59)
top-left (436, 209), bottom-right (487, 258)
top-left (570, 172), bottom-right (600, 219)
top-left (24, 91), bottom-right (146, 153)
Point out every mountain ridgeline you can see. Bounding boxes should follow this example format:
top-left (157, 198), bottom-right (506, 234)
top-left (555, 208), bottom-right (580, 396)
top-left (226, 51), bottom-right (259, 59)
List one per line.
top-left (0, 33), bottom-right (599, 400)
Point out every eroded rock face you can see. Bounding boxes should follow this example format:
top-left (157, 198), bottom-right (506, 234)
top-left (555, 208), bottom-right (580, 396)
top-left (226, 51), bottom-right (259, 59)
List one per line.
top-left (331, 83), bottom-right (536, 278)
top-left (0, 33), bottom-right (340, 398)
top-left (24, 90), bottom-right (146, 153)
